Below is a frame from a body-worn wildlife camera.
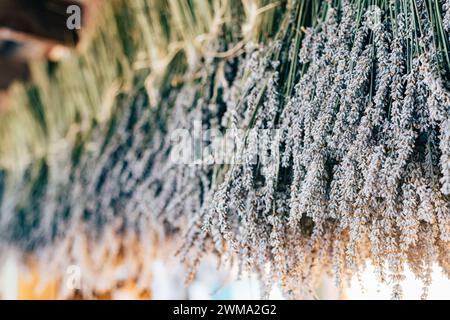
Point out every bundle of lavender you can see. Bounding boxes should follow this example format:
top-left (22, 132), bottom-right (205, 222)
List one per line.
top-left (0, 0), bottom-right (281, 297)
top-left (0, 0), bottom-right (448, 299)
top-left (182, 0), bottom-right (450, 299)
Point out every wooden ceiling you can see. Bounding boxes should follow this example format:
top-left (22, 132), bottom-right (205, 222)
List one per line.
top-left (0, 0), bottom-right (84, 97)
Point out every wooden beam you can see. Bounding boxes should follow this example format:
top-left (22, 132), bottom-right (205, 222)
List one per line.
top-left (0, 59), bottom-right (30, 89)
top-left (0, 0), bottom-right (83, 46)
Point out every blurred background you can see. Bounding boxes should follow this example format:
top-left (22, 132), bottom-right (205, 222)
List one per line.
top-left (0, 253), bottom-right (449, 299)
top-left (0, 0), bottom-right (83, 110)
